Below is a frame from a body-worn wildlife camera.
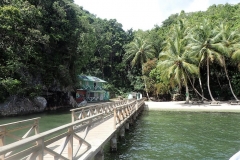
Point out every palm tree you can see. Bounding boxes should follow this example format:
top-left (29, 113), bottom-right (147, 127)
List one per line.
top-left (124, 37), bottom-right (155, 100)
top-left (188, 19), bottom-right (223, 102)
top-left (218, 23), bottom-right (240, 101)
top-left (158, 20), bottom-right (198, 103)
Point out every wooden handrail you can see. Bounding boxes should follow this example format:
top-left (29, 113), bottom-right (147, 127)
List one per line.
top-left (0, 117), bottom-right (40, 146)
top-left (0, 99), bottom-right (145, 160)
top-left (0, 114), bottom-right (103, 160)
top-left (71, 100), bottom-right (129, 122)
top-left (0, 117), bottom-right (40, 127)
top-left (113, 99), bottom-right (145, 129)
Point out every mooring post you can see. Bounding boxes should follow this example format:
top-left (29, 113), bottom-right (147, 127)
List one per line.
top-left (94, 147), bottom-right (104, 160)
top-left (110, 133), bottom-right (117, 151)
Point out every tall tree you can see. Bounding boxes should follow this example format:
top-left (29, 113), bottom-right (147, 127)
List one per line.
top-left (158, 20), bottom-right (198, 103)
top-left (188, 19), bottom-right (223, 102)
top-left (218, 23), bottom-right (240, 101)
top-left (124, 37), bottom-right (155, 100)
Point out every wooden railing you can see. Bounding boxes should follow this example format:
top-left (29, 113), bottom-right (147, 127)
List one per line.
top-left (0, 117), bottom-right (40, 160)
top-left (113, 99), bottom-right (145, 129)
top-left (70, 100), bottom-right (130, 122)
top-left (0, 99), bottom-right (145, 160)
top-left (0, 117), bottom-right (40, 146)
top-left (0, 114), bottom-right (103, 160)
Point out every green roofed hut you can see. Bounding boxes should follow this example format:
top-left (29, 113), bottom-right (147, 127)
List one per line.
top-left (76, 75), bottom-right (109, 103)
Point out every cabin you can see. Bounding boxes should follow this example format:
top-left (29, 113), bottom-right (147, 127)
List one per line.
top-left (76, 75), bottom-right (109, 103)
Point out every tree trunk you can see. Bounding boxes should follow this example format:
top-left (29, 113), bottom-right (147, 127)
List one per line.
top-left (184, 69), bottom-right (208, 101)
top-left (198, 77), bottom-right (205, 101)
top-left (143, 76), bottom-right (150, 101)
top-left (223, 58), bottom-right (239, 101)
top-left (207, 58), bottom-right (215, 101)
top-left (185, 81), bottom-right (190, 104)
top-left (198, 63), bottom-right (205, 101)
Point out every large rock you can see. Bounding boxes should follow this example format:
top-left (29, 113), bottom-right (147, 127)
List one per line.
top-left (0, 96), bottom-right (47, 116)
top-left (34, 96), bottom-right (47, 110)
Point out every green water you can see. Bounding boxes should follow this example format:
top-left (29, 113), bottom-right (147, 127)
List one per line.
top-left (0, 110), bottom-right (72, 145)
top-left (0, 110), bottom-right (72, 131)
top-left (1, 110), bottom-right (240, 159)
top-left (104, 111), bottom-right (240, 160)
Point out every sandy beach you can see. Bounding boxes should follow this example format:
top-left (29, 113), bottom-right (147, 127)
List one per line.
top-left (145, 101), bottom-right (240, 112)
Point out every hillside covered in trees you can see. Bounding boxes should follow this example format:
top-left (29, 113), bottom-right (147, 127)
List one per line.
top-left (1, 0), bottom-right (240, 113)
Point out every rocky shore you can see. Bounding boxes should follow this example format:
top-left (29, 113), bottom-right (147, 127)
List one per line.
top-left (0, 96), bottom-right (47, 116)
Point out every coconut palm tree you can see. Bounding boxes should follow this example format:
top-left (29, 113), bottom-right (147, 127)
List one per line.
top-left (124, 37), bottom-right (155, 100)
top-left (188, 19), bottom-right (223, 102)
top-left (158, 20), bottom-right (199, 103)
top-left (218, 23), bottom-right (240, 101)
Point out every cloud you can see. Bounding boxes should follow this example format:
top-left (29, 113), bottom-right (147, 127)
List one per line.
top-left (74, 0), bottom-right (240, 31)
top-left (185, 0), bottom-right (210, 12)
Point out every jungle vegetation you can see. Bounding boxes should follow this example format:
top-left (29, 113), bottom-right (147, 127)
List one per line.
top-left (1, 0), bottom-right (240, 104)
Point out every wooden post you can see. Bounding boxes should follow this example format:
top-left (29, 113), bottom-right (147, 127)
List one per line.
top-left (0, 126), bottom-right (5, 160)
top-left (113, 108), bottom-right (117, 129)
top-left (71, 111), bottom-right (75, 122)
top-left (119, 127), bottom-right (125, 139)
top-left (34, 119), bottom-right (39, 134)
top-left (135, 100), bottom-right (138, 111)
top-left (36, 138), bottom-right (44, 160)
top-left (125, 122), bottom-right (129, 130)
top-left (68, 127), bottom-right (73, 160)
top-left (110, 134), bottom-right (117, 151)
top-left (94, 147), bottom-right (104, 160)
top-left (129, 117), bottom-right (133, 125)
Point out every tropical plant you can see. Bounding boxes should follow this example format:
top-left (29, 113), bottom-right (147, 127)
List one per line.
top-left (158, 22), bottom-right (198, 103)
top-left (124, 37), bottom-right (155, 100)
top-left (188, 19), bottom-right (224, 102)
top-left (218, 23), bottom-right (240, 101)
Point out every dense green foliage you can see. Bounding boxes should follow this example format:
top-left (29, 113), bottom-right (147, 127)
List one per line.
top-left (1, 1), bottom-right (240, 103)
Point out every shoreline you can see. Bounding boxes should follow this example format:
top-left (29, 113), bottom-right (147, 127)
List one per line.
top-left (144, 101), bottom-right (240, 113)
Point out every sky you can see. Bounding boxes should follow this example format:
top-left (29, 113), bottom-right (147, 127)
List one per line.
top-left (74, 0), bottom-right (240, 31)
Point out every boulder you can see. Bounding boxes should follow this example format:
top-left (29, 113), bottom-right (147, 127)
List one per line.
top-left (34, 96), bottom-right (47, 111)
top-left (0, 96), bottom-right (47, 116)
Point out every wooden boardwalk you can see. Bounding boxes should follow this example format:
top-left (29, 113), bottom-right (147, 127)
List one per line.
top-left (43, 116), bottom-right (115, 160)
top-left (0, 99), bottom-right (145, 160)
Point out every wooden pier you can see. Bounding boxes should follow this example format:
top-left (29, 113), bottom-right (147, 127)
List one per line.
top-left (0, 99), bottom-right (145, 160)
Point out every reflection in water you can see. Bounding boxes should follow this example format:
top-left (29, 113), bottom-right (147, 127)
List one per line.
top-left (104, 111), bottom-right (240, 160)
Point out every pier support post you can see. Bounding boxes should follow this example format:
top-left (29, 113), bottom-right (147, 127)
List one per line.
top-left (129, 117), bottom-right (133, 125)
top-left (125, 122), bottom-right (129, 130)
top-left (94, 148), bottom-right (104, 160)
top-left (119, 127), bottom-right (125, 139)
top-left (133, 113), bottom-right (137, 120)
top-left (110, 134), bottom-right (117, 151)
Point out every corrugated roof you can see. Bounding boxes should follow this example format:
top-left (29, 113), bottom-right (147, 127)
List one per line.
top-left (78, 75), bottom-right (107, 83)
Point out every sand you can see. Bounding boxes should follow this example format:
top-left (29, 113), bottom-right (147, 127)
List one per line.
top-left (145, 101), bottom-right (240, 113)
